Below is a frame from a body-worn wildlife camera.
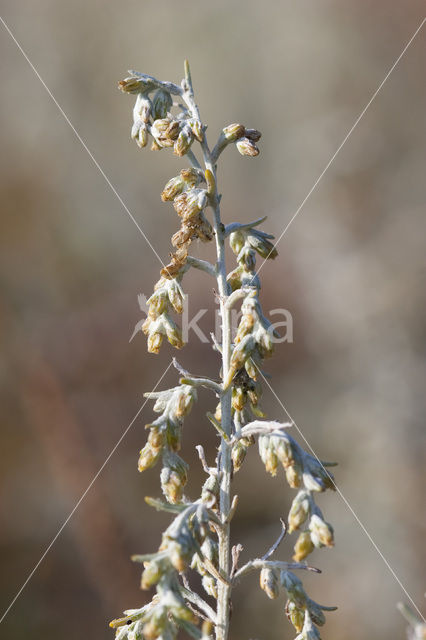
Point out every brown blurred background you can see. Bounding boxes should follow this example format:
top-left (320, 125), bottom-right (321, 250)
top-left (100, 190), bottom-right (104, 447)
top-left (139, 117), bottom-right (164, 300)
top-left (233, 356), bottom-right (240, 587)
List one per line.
top-left (0, 1), bottom-right (425, 639)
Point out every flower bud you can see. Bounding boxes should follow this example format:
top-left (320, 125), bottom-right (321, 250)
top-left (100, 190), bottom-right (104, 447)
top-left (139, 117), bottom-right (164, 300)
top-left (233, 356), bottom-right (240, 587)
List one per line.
top-left (166, 422), bottom-right (181, 451)
top-left (167, 540), bottom-right (189, 573)
top-left (258, 436), bottom-right (279, 476)
top-left (173, 189), bottom-right (207, 219)
top-left (166, 120), bottom-right (180, 140)
top-left (227, 266), bottom-right (243, 291)
top-left (118, 76), bottom-right (154, 94)
top-left (293, 531), bottom-right (314, 562)
top-left (281, 571), bottom-right (307, 608)
top-left (309, 514), bottom-right (334, 548)
top-left (260, 567), bottom-right (280, 599)
top-left (286, 599), bottom-right (305, 633)
top-left (141, 560), bottom-right (162, 589)
top-left (181, 167), bottom-right (202, 186)
top-left (166, 279), bottom-right (185, 314)
top-left (133, 94), bottom-right (152, 123)
top-left (288, 490), bottom-right (311, 533)
top-left (148, 426), bottom-right (164, 450)
top-left (231, 441), bottom-right (247, 472)
top-left (225, 334), bottom-right (256, 387)
top-left (152, 89), bottom-right (172, 119)
top-left (229, 230), bottom-right (245, 255)
top-left (201, 474), bottom-right (219, 505)
top-left (247, 230), bottom-right (278, 260)
top-left (160, 452), bottom-right (188, 503)
top-left (244, 128), bottom-right (262, 142)
top-left (162, 315), bottom-right (184, 349)
top-left (223, 123), bottom-right (245, 142)
top-left (294, 610), bottom-right (321, 640)
top-left (236, 137), bottom-right (259, 157)
top-left (161, 175), bottom-right (185, 201)
top-left (138, 443), bottom-right (161, 472)
top-left (131, 120), bottom-right (149, 148)
top-left (285, 463), bottom-right (303, 488)
top-left (202, 574), bottom-right (218, 599)
top-left (174, 124), bottom-right (194, 157)
top-left (190, 118), bottom-right (204, 142)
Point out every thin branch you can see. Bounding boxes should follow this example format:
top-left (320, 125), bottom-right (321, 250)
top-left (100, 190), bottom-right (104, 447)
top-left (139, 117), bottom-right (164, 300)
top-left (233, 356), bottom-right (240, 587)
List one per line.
top-left (224, 216), bottom-right (267, 237)
top-left (196, 445), bottom-right (216, 476)
top-left (180, 376), bottom-right (222, 395)
top-left (239, 420), bottom-right (293, 439)
top-left (187, 149), bottom-right (203, 171)
top-left (224, 495), bottom-right (239, 524)
top-left (180, 582), bottom-right (217, 624)
top-left (180, 574), bottom-right (216, 623)
top-left (210, 332), bottom-right (222, 353)
top-left (233, 560), bottom-right (321, 583)
top-left (129, 70), bottom-right (182, 96)
top-left (210, 135), bottom-right (228, 164)
top-left (172, 357), bottom-right (190, 377)
top-left (261, 519), bottom-right (287, 560)
top-left (186, 255), bottom-right (216, 278)
top-left (225, 287), bottom-right (254, 310)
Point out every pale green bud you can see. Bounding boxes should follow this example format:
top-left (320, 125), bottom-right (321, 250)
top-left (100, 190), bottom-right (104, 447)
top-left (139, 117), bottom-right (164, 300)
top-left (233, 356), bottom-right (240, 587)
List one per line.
top-left (294, 610), bottom-right (321, 640)
top-left (229, 230), bottom-right (245, 255)
top-left (293, 531), bottom-right (314, 561)
top-left (152, 89), bottom-right (172, 119)
top-left (288, 490), bottom-right (311, 533)
top-left (309, 514), bottom-right (334, 548)
top-left (161, 175), bottom-right (185, 201)
top-left (190, 118), bottom-right (204, 142)
top-left (174, 124), bottom-right (194, 157)
top-left (260, 567), bottom-right (280, 599)
top-left (223, 123), bottom-right (245, 141)
top-left (236, 136), bottom-right (259, 157)
top-left (281, 571), bottom-right (307, 608)
top-left (286, 599), bottom-right (305, 633)
top-left (202, 574), bottom-right (218, 599)
top-left (138, 443), bottom-right (161, 472)
top-left (118, 76), bottom-right (154, 94)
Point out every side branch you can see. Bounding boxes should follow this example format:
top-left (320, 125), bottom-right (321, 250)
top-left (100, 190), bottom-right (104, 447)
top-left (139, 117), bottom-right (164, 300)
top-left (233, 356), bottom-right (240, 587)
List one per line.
top-left (233, 559), bottom-right (321, 583)
top-left (186, 255), bottom-right (216, 277)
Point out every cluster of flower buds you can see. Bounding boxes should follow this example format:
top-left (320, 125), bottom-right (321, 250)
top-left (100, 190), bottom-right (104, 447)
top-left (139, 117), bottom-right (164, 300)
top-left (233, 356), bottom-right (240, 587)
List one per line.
top-left (216, 123), bottom-right (262, 157)
top-left (225, 291), bottom-right (279, 388)
top-left (282, 571), bottom-right (336, 636)
top-left (227, 217), bottom-right (277, 293)
top-left (141, 276), bottom-right (185, 353)
top-left (257, 568), bottom-right (334, 637)
top-left (258, 431), bottom-right (335, 492)
top-left (119, 73), bottom-right (203, 156)
top-left (191, 535), bottom-right (219, 599)
top-left (288, 490), bottom-right (334, 561)
top-left (112, 503), bottom-right (218, 640)
top-left (139, 385), bottom-right (196, 503)
top-left (163, 167), bottom-right (213, 272)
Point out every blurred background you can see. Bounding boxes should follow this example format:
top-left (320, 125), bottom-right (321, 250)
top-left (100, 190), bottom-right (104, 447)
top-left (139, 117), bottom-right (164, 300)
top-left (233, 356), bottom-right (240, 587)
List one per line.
top-left (0, 1), bottom-right (425, 639)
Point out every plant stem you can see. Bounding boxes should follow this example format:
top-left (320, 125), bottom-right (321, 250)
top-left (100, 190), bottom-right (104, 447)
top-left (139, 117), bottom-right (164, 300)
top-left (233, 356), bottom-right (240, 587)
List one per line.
top-left (182, 61), bottom-right (233, 640)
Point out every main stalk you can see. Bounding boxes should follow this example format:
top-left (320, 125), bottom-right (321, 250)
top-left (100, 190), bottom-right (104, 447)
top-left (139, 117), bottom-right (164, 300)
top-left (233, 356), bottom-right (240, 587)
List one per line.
top-left (182, 62), bottom-right (233, 640)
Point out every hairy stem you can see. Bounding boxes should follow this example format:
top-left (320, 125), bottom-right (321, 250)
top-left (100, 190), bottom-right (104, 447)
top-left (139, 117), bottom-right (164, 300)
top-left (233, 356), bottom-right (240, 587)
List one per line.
top-left (182, 60), bottom-right (233, 640)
